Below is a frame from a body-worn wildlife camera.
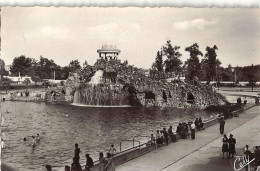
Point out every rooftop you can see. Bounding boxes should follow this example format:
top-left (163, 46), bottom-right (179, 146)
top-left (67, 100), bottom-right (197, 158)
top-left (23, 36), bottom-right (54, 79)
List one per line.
top-left (97, 44), bottom-right (121, 54)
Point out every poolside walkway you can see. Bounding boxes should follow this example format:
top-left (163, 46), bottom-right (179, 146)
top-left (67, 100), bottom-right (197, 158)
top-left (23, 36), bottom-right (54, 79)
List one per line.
top-left (117, 105), bottom-right (260, 171)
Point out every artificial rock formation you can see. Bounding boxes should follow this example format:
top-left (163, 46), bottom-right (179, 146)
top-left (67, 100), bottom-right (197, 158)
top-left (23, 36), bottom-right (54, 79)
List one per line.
top-left (45, 59), bottom-right (224, 109)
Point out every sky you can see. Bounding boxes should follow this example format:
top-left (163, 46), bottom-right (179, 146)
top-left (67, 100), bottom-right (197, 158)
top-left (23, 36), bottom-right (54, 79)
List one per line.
top-left (1, 7), bottom-right (260, 69)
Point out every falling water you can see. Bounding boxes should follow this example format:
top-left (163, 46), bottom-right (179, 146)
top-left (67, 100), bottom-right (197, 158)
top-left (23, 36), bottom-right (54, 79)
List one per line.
top-left (89, 70), bottom-right (104, 84)
top-left (73, 70), bottom-right (131, 106)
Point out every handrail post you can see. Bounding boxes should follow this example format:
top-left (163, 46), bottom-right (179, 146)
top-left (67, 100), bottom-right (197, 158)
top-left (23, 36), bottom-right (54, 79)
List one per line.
top-left (120, 140), bottom-right (122, 152)
top-left (133, 135), bottom-right (139, 147)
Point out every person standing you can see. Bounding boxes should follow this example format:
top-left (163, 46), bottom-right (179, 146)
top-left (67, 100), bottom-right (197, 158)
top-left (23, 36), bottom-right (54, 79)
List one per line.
top-left (155, 130), bottom-right (161, 147)
top-left (190, 122), bottom-right (196, 139)
top-left (32, 136), bottom-right (36, 147)
top-left (150, 134), bottom-right (156, 147)
top-left (243, 145), bottom-right (252, 171)
top-left (85, 154), bottom-right (94, 171)
top-left (222, 134), bottom-right (229, 159)
top-left (105, 153), bottom-right (115, 171)
top-left (219, 117), bottom-right (225, 134)
top-left (168, 126), bottom-right (177, 142)
top-left (74, 143), bottom-right (81, 164)
top-left (99, 152), bottom-right (106, 171)
top-left (194, 118), bottom-right (199, 129)
top-left (176, 123), bottom-right (182, 137)
top-left (198, 117), bottom-right (204, 130)
top-left (228, 134), bottom-right (236, 158)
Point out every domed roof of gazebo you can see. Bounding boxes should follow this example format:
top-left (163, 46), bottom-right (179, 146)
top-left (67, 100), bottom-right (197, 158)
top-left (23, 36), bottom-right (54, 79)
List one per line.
top-left (97, 44), bottom-right (121, 54)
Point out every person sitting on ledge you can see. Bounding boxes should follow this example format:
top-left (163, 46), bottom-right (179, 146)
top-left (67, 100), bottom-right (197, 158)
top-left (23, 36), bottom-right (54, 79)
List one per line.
top-left (71, 157), bottom-right (82, 171)
top-left (64, 165), bottom-right (70, 171)
top-left (163, 128), bottom-right (168, 145)
top-left (150, 134), bottom-right (156, 146)
top-left (45, 164), bottom-right (52, 171)
top-left (181, 122), bottom-right (189, 139)
top-left (109, 144), bottom-right (117, 156)
top-left (177, 123), bottom-right (185, 139)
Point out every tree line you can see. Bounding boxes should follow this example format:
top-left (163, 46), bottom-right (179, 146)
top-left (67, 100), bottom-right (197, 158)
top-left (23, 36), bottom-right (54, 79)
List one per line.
top-left (151, 40), bottom-right (259, 85)
top-left (0, 40), bottom-right (259, 85)
top-left (0, 56), bottom-right (87, 83)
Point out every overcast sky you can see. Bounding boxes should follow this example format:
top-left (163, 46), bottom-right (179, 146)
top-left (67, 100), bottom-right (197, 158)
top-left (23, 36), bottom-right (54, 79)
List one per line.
top-left (1, 7), bottom-right (260, 68)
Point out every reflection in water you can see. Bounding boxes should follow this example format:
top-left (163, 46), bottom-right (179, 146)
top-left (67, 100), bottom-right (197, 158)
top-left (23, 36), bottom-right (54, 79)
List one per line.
top-left (2, 101), bottom-right (216, 170)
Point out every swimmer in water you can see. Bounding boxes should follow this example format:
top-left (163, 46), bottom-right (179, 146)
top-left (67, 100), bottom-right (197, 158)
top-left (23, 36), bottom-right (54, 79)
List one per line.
top-left (32, 136), bottom-right (36, 147)
top-left (36, 134), bottom-right (40, 141)
top-left (1, 138), bottom-right (5, 149)
top-left (24, 137), bottom-right (27, 141)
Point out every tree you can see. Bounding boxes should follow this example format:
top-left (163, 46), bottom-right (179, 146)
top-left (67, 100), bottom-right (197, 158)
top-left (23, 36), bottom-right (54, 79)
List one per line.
top-left (31, 76), bottom-right (42, 85)
top-left (163, 40), bottom-right (183, 73)
top-left (123, 60), bottom-right (128, 66)
top-left (10, 55), bottom-right (32, 76)
top-left (184, 43), bottom-right (203, 80)
top-left (69, 60), bottom-right (81, 72)
top-left (201, 45), bottom-right (221, 83)
top-left (0, 58), bottom-right (8, 81)
top-left (35, 56), bottom-right (59, 79)
top-left (152, 50), bottom-right (163, 72)
top-left (243, 65), bottom-right (257, 91)
top-left (1, 77), bottom-right (11, 93)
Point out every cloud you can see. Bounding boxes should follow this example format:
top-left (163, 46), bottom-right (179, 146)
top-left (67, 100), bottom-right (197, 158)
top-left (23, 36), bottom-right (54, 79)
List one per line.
top-left (173, 18), bottom-right (217, 31)
top-left (40, 26), bottom-right (71, 40)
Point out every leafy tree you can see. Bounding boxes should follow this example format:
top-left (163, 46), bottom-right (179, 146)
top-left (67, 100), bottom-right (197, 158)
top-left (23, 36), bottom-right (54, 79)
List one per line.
top-left (163, 40), bottom-right (182, 73)
top-left (201, 45), bottom-right (221, 83)
top-left (243, 64), bottom-right (257, 91)
top-left (35, 56), bottom-right (58, 79)
top-left (31, 76), bottom-right (42, 85)
top-left (0, 58), bottom-right (8, 81)
top-left (69, 60), bottom-right (81, 72)
top-left (60, 66), bottom-right (71, 80)
top-left (184, 43), bottom-right (203, 80)
top-left (10, 55), bottom-right (32, 76)
top-left (1, 77), bottom-right (11, 93)
top-left (123, 60), bottom-right (128, 66)
top-left (152, 50), bottom-right (163, 72)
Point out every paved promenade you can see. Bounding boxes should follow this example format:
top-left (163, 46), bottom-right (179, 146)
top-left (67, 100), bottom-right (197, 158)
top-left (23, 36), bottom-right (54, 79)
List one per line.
top-left (117, 105), bottom-right (260, 171)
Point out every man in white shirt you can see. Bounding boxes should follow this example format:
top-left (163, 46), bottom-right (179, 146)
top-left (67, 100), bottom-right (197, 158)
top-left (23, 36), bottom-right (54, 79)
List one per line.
top-left (191, 122), bottom-right (196, 139)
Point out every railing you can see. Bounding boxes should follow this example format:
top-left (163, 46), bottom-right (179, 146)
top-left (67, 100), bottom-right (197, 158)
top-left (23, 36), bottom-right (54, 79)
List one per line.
top-left (120, 139), bottom-right (141, 152)
top-left (132, 135), bottom-right (150, 147)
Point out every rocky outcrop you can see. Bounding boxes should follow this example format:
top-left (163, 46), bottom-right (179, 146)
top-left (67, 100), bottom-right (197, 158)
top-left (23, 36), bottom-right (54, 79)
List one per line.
top-left (44, 59), bottom-right (225, 109)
